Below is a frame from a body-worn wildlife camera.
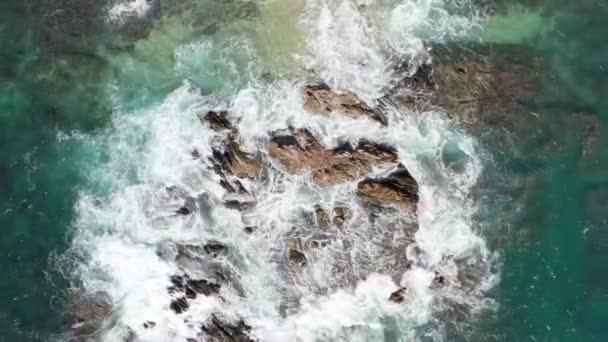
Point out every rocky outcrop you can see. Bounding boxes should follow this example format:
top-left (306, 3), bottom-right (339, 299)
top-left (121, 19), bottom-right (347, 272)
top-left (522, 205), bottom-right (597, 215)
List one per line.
top-left (302, 84), bottom-right (386, 124)
top-left (200, 315), bottom-right (255, 342)
top-left (332, 207), bottom-right (348, 229)
top-left (202, 110), bottom-right (234, 132)
top-left (168, 274), bottom-right (221, 314)
top-left (267, 128), bottom-right (399, 185)
top-left (391, 43), bottom-right (540, 129)
top-left (212, 141), bottom-right (262, 179)
top-left (357, 166), bottom-right (419, 209)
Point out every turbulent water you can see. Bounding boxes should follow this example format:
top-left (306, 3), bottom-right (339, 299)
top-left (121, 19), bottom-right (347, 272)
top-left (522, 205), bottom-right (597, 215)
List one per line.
top-left (2, 0), bottom-right (608, 341)
top-left (54, 1), bottom-right (496, 341)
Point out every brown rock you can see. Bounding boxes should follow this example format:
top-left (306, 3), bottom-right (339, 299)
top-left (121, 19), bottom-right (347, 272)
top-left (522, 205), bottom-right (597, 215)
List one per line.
top-left (332, 207), bottom-right (347, 229)
top-left (357, 166), bottom-right (419, 209)
top-left (212, 141), bottom-right (262, 179)
top-left (287, 238), bottom-right (307, 265)
top-left (302, 84), bottom-right (386, 124)
top-left (267, 128), bottom-right (398, 185)
top-left (314, 206), bottom-right (330, 231)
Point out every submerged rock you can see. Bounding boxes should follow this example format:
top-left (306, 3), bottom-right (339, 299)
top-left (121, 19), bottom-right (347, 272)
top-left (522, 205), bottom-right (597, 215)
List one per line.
top-left (302, 83), bottom-right (386, 124)
top-left (357, 166), bottom-right (419, 209)
top-left (267, 128), bottom-right (399, 185)
top-left (65, 291), bottom-right (113, 338)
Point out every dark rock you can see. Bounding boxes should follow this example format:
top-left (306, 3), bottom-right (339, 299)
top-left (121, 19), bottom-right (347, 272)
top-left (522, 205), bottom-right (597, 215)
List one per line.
top-left (389, 287), bottom-right (407, 303)
top-left (243, 226), bottom-right (256, 234)
top-left (204, 241), bottom-right (228, 257)
top-left (201, 314), bottom-right (254, 342)
top-left (357, 166), bottom-right (419, 209)
top-left (202, 110), bottom-right (234, 132)
top-left (143, 321), bottom-right (156, 329)
top-left (170, 296), bottom-right (189, 314)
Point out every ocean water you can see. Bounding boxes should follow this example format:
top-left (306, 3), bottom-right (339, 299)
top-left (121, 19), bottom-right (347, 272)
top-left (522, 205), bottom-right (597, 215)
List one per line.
top-left (0, 0), bottom-right (606, 341)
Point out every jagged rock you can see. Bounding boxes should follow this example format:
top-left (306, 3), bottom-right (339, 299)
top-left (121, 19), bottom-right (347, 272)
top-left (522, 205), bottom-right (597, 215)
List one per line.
top-left (169, 274), bottom-right (221, 313)
top-left (431, 272), bottom-right (446, 289)
top-left (212, 141), bottom-right (262, 179)
top-left (201, 110), bottom-right (234, 132)
top-left (303, 84), bottom-right (386, 124)
top-left (243, 226), bottom-right (256, 234)
top-left (267, 128), bottom-right (398, 185)
top-left (170, 296), bottom-right (189, 314)
top-left (65, 291), bottom-right (113, 338)
top-left (357, 166), bottom-right (419, 209)
top-left (314, 206), bottom-right (329, 231)
top-left (201, 315), bottom-right (254, 342)
top-left (389, 287), bottom-right (407, 303)
top-left (204, 241), bottom-right (228, 257)
top-left (287, 239), bottom-right (307, 265)
top-left (333, 207), bottom-right (347, 229)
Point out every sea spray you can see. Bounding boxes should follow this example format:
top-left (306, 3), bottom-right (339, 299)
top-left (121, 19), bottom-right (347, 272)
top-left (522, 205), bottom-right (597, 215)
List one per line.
top-left (62, 1), bottom-right (497, 340)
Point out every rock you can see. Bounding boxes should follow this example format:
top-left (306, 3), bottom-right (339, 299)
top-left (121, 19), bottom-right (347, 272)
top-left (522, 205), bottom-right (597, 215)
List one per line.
top-left (201, 110), bottom-right (234, 132)
top-left (170, 296), bottom-right (189, 314)
top-left (204, 241), bottom-right (228, 257)
top-left (168, 274), bottom-right (221, 313)
top-left (314, 206), bottom-right (330, 231)
top-left (243, 226), bottom-right (256, 234)
top-left (389, 287), bottom-right (407, 303)
top-left (394, 43), bottom-right (540, 128)
top-left (201, 314), bottom-right (254, 342)
top-left (287, 239), bottom-right (307, 265)
top-left (267, 128), bottom-right (398, 185)
top-left (143, 321), bottom-right (156, 329)
top-left (302, 84), bottom-right (386, 124)
top-left (431, 272), bottom-right (446, 289)
top-left (332, 207), bottom-right (348, 229)
top-left (65, 291), bottom-right (113, 338)
top-left (212, 141), bottom-right (262, 179)
top-left (357, 166), bottom-right (419, 209)
top-left (176, 196), bottom-right (196, 215)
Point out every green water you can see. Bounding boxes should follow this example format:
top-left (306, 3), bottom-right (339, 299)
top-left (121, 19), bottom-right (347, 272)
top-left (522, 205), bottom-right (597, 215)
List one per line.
top-left (1, 0), bottom-right (607, 341)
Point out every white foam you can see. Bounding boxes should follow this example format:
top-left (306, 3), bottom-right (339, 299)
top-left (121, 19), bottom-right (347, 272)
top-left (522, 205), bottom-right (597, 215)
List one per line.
top-left (109, 0), bottom-right (153, 23)
top-left (65, 0), bottom-right (496, 341)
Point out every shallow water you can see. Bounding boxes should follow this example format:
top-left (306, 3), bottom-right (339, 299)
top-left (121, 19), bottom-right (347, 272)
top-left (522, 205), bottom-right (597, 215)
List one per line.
top-left (0, 0), bottom-right (607, 341)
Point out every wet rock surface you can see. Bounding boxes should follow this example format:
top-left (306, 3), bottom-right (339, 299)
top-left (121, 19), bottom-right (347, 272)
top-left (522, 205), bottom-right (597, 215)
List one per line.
top-left (65, 291), bottom-right (113, 339)
top-left (212, 141), bottom-right (263, 179)
top-left (357, 166), bottom-right (420, 209)
top-left (168, 274), bottom-right (221, 314)
top-left (302, 83), bottom-right (386, 124)
top-left (267, 128), bottom-right (399, 185)
top-left (200, 315), bottom-right (255, 342)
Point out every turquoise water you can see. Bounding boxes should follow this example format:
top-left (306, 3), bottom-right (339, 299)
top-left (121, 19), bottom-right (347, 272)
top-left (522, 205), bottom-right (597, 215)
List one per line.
top-left (1, 0), bottom-right (607, 341)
